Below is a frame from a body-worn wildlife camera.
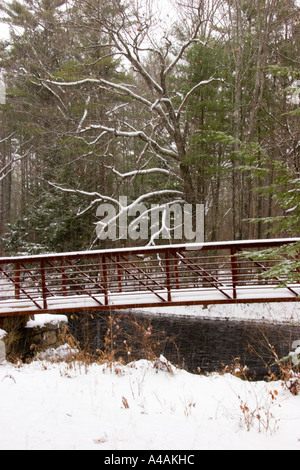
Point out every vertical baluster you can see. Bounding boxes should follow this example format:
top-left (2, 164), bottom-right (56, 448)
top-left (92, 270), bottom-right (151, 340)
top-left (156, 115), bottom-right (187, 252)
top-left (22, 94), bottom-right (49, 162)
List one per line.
top-left (102, 254), bottom-right (109, 306)
top-left (296, 248), bottom-right (300, 283)
top-left (40, 260), bottom-right (47, 310)
top-left (14, 263), bottom-right (20, 300)
top-left (165, 250), bottom-right (171, 302)
top-left (61, 259), bottom-right (67, 296)
top-left (117, 255), bottom-right (122, 293)
top-left (231, 248), bottom-right (238, 300)
top-left (173, 251), bottom-right (179, 289)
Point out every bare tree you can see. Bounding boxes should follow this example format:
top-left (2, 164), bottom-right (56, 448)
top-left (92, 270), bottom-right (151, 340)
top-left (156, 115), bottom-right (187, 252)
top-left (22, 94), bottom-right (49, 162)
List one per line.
top-left (36, 0), bottom-right (223, 245)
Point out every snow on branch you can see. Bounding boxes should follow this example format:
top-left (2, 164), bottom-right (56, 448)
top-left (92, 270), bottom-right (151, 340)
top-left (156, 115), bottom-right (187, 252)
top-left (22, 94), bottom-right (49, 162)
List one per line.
top-left (42, 76), bottom-right (176, 138)
top-left (77, 95), bottom-right (91, 133)
top-left (45, 180), bottom-right (121, 208)
top-left (45, 177), bottom-right (185, 248)
top-left (79, 124), bottom-right (178, 159)
top-left (45, 180), bottom-right (183, 214)
top-left (0, 145), bottom-right (31, 183)
top-left (43, 77), bottom-right (152, 109)
top-left (177, 77), bottom-right (224, 116)
top-left (164, 34), bottom-right (205, 78)
top-left (105, 166), bottom-right (171, 179)
top-left (93, 189), bottom-right (185, 246)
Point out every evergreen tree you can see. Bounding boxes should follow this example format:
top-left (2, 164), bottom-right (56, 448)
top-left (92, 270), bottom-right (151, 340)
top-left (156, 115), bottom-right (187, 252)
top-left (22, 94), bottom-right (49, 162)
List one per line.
top-left (0, 0), bottom-right (299, 254)
top-left (0, 0), bottom-right (122, 253)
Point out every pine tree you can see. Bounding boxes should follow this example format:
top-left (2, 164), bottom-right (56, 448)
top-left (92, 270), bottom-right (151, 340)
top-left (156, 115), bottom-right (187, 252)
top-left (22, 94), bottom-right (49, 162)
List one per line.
top-left (0, 0), bottom-right (122, 253)
top-left (0, 0), bottom-right (299, 253)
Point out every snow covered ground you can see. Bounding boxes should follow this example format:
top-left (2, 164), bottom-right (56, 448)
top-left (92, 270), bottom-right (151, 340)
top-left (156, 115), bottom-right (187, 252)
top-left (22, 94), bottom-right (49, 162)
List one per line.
top-left (139, 301), bottom-right (300, 323)
top-left (0, 302), bottom-right (299, 451)
top-left (0, 348), bottom-right (299, 450)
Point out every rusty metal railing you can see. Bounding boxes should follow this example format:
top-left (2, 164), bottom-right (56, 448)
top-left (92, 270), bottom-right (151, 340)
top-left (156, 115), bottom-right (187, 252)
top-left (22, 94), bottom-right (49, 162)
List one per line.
top-left (0, 239), bottom-right (299, 318)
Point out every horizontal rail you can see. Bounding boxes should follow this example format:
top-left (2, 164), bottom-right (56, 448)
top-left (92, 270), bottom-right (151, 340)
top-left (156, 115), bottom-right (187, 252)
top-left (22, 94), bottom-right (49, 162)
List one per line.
top-left (1, 238), bottom-right (299, 265)
top-left (0, 238), bottom-right (299, 318)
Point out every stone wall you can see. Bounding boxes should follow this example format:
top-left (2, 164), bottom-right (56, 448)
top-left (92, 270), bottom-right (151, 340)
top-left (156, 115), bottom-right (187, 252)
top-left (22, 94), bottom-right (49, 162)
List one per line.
top-left (0, 339), bottom-right (5, 363)
top-left (0, 315), bottom-right (68, 362)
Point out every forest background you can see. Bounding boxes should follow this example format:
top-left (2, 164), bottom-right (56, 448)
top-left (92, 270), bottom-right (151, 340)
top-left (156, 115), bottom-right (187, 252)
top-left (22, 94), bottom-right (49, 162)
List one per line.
top-left (0, 0), bottom-right (299, 256)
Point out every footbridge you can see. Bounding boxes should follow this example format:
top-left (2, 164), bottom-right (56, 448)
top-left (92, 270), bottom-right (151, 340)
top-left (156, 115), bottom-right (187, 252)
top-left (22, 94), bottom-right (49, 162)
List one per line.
top-left (0, 239), bottom-right (299, 318)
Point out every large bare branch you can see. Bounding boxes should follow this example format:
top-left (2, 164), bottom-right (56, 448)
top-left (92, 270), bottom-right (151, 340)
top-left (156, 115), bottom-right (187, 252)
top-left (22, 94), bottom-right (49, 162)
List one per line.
top-left (43, 77), bottom-right (152, 108)
top-left (177, 77), bottom-right (223, 116)
top-left (34, 0), bottom-right (219, 239)
top-left (105, 166), bottom-right (172, 179)
top-left (78, 124), bottom-right (178, 159)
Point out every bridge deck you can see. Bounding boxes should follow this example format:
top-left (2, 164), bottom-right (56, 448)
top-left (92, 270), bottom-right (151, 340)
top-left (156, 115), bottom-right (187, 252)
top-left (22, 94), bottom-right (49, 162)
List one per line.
top-left (0, 239), bottom-right (299, 318)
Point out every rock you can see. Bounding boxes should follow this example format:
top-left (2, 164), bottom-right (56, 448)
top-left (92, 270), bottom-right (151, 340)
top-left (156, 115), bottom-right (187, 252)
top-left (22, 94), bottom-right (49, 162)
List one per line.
top-left (0, 340), bottom-right (6, 363)
top-left (26, 320), bottom-right (68, 355)
top-left (3, 315), bottom-right (68, 361)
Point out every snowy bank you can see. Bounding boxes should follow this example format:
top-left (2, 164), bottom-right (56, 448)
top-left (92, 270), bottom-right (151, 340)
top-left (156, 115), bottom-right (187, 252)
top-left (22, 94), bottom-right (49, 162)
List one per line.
top-left (0, 331), bottom-right (5, 364)
top-left (25, 314), bottom-right (68, 329)
top-left (0, 355), bottom-right (299, 450)
top-left (0, 329), bottom-right (6, 340)
top-left (135, 301), bottom-right (300, 324)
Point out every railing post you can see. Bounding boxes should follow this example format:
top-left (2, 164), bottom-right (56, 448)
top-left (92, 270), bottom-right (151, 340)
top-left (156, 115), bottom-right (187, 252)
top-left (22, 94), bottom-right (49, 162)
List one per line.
top-left (40, 260), bottom-right (48, 310)
top-left (14, 263), bottom-right (20, 300)
top-left (61, 259), bottom-right (67, 296)
top-left (165, 250), bottom-right (172, 302)
top-left (296, 249), bottom-right (300, 283)
top-left (117, 254), bottom-right (122, 293)
top-left (174, 253), bottom-right (179, 289)
top-left (231, 248), bottom-right (238, 300)
top-left (102, 254), bottom-right (109, 306)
